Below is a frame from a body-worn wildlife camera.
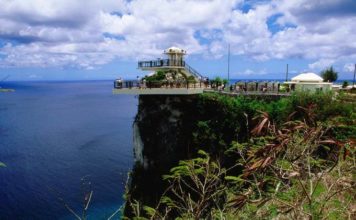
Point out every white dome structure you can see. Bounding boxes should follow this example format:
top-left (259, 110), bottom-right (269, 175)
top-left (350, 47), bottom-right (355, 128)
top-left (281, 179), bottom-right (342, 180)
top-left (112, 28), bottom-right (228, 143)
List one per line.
top-left (164, 46), bottom-right (186, 54)
top-left (285, 72), bottom-right (332, 92)
top-left (291, 72), bottom-right (323, 82)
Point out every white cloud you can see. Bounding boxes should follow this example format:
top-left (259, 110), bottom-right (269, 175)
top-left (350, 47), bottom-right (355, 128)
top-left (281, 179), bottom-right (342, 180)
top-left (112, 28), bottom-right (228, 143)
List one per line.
top-left (0, 0), bottom-right (239, 68)
top-left (243, 69), bottom-right (254, 75)
top-left (235, 68), bottom-right (267, 76)
top-left (308, 59), bottom-right (335, 71)
top-left (343, 63), bottom-right (355, 72)
top-left (0, 0), bottom-right (355, 71)
top-left (269, 0), bottom-right (356, 69)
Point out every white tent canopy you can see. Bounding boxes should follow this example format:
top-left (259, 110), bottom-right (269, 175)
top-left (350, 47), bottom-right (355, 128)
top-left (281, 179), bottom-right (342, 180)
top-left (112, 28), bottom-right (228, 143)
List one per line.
top-left (291, 72), bottom-right (323, 82)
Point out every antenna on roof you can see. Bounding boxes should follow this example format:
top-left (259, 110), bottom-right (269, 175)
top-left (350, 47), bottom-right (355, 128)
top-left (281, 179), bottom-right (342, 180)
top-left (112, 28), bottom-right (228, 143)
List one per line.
top-left (285, 64), bottom-right (289, 82)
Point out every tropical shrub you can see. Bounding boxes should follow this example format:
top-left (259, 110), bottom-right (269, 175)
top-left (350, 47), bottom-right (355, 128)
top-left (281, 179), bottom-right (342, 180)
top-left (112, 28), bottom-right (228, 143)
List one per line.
top-left (342, 81), bottom-right (349, 88)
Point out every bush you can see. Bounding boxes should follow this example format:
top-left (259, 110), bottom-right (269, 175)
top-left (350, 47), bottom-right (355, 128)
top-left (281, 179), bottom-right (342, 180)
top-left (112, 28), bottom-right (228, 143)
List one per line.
top-left (145, 70), bottom-right (166, 82)
top-left (187, 75), bottom-right (196, 83)
top-left (342, 81), bottom-right (349, 88)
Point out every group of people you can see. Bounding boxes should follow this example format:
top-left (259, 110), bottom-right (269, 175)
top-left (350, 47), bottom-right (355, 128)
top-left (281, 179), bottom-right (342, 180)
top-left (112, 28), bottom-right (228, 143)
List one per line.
top-left (223, 84), bottom-right (270, 93)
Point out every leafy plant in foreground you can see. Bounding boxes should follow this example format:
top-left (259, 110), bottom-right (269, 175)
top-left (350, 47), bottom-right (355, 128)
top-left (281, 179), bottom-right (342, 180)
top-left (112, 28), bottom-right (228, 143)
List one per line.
top-left (228, 108), bottom-right (355, 219)
top-left (132, 104), bottom-right (355, 219)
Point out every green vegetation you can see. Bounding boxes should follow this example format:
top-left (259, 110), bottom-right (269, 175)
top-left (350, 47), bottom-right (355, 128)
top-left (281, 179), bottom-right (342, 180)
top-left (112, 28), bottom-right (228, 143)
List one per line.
top-left (144, 70), bottom-right (167, 82)
top-left (321, 66), bottom-right (338, 82)
top-left (223, 78), bottom-right (228, 86)
top-left (210, 77), bottom-right (222, 87)
top-left (187, 75), bottom-right (196, 83)
top-left (127, 91), bottom-right (355, 219)
top-left (342, 80), bottom-right (349, 88)
top-left (209, 77), bottom-right (229, 89)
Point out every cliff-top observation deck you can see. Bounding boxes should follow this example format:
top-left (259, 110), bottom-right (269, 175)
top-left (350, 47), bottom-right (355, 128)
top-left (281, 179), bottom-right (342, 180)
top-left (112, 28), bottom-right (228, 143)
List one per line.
top-left (113, 47), bottom-right (294, 97)
top-left (113, 47), bottom-right (207, 95)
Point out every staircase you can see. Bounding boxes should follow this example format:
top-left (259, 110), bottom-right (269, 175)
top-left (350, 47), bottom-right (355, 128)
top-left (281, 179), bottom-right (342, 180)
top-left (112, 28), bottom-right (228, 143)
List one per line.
top-left (184, 63), bottom-right (204, 79)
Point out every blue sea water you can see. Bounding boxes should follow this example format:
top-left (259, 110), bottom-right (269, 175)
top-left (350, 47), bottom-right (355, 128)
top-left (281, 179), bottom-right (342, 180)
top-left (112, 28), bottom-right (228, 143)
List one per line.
top-left (0, 81), bottom-right (137, 219)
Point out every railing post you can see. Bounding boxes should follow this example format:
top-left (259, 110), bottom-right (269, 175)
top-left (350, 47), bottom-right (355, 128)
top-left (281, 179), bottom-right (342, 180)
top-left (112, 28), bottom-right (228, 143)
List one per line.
top-left (277, 83), bottom-right (280, 93)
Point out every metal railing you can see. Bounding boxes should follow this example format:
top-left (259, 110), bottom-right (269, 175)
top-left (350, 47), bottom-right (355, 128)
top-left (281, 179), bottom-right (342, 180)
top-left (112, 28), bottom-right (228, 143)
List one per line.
top-left (137, 59), bottom-right (205, 81)
top-left (184, 63), bottom-right (204, 79)
top-left (138, 59), bottom-right (185, 68)
top-left (114, 80), bottom-right (293, 96)
top-left (114, 80), bottom-right (209, 89)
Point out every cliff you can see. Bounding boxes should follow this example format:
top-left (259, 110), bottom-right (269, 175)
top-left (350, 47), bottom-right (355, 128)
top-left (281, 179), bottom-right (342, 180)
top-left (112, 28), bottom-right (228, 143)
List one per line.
top-left (123, 92), bottom-right (356, 219)
top-left (124, 94), bottom-right (251, 216)
top-left (133, 95), bottom-right (198, 168)
top-left (125, 95), bottom-right (199, 216)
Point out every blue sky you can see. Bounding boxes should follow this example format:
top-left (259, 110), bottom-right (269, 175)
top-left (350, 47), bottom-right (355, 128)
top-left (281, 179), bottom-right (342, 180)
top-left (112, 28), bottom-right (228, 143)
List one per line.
top-left (0, 0), bottom-right (355, 81)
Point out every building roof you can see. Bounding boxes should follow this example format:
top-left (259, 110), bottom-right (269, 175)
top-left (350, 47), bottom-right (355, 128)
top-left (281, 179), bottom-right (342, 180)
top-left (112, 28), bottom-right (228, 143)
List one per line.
top-left (164, 46), bottom-right (186, 54)
top-left (291, 72), bottom-right (323, 82)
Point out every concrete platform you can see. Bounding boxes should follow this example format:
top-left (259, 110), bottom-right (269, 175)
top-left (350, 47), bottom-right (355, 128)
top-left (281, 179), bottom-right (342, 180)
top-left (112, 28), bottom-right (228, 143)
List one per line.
top-left (113, 88), bottom-right (204, 95)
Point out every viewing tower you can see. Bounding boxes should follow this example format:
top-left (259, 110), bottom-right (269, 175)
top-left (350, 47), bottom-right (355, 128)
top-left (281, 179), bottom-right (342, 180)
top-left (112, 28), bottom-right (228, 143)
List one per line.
top-left (138, 47), bottom-right (203, 81)
top-left (113, 47), bottom-right (206, 95)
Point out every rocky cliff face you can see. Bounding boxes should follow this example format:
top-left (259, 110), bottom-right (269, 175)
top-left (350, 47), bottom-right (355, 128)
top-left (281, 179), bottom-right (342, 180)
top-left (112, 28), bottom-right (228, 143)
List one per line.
top-left (125, 95), bottom-right (199, 216)
top-left (124, 94), bottom-right (253, 217)
top-left (133, 95), bottom-right (199, 169)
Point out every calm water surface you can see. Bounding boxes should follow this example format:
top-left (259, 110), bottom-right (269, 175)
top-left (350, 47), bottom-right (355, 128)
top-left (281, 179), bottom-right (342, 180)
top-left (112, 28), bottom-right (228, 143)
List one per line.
top-left (0, 81), bottom-right (137, 219)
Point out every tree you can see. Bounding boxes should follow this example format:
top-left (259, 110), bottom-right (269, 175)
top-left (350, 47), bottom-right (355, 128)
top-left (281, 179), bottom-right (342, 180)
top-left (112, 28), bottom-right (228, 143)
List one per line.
top-left (321, 66), bottom-right (338, 82)
top-left (214, 77), bottom-right (223, 86)
top-left (222, 79), bottom-right (228, 86)
top-left (342, 81), bottom-right (349, 88)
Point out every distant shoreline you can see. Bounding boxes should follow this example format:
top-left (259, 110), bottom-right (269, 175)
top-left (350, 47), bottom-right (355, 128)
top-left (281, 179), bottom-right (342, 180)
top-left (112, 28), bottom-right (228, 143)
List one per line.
top-left (0, 88), bottom-right (15, 92)
top-left (1, 78), bottom-right (354, 84)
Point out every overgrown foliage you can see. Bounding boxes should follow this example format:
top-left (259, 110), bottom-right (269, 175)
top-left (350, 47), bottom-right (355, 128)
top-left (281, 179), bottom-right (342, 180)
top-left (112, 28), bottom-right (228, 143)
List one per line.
top-left (127, 91), bottom-right (355, 219)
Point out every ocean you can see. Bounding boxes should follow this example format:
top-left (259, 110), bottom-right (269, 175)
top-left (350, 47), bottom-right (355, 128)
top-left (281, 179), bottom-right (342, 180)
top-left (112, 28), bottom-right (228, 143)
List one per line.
top-left (0, 81), bottom-right (137, 219)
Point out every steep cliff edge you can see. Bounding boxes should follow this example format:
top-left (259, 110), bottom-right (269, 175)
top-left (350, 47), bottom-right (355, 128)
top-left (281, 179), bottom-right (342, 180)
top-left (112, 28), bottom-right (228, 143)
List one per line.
top-left (133, 95), bottom-right (199, 168)
top-left (125, 94), bottom-right (251, 215)
top-left (124, 94), bottom-right (252, 216)
top-left (125, 95), bottom-right (200, 216)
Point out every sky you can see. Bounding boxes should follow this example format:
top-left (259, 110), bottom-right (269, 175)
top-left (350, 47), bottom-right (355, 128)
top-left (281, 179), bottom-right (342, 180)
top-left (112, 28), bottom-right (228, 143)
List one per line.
top-left (0, 0), bottom-right (355, 81)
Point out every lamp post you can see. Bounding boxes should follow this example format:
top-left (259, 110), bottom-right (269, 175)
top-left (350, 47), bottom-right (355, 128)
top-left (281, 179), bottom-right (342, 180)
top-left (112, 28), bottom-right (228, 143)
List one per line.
top-left (353, 63), bottom-right (356, 88)
top-left (227, 44), bottom-right (230, 84)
